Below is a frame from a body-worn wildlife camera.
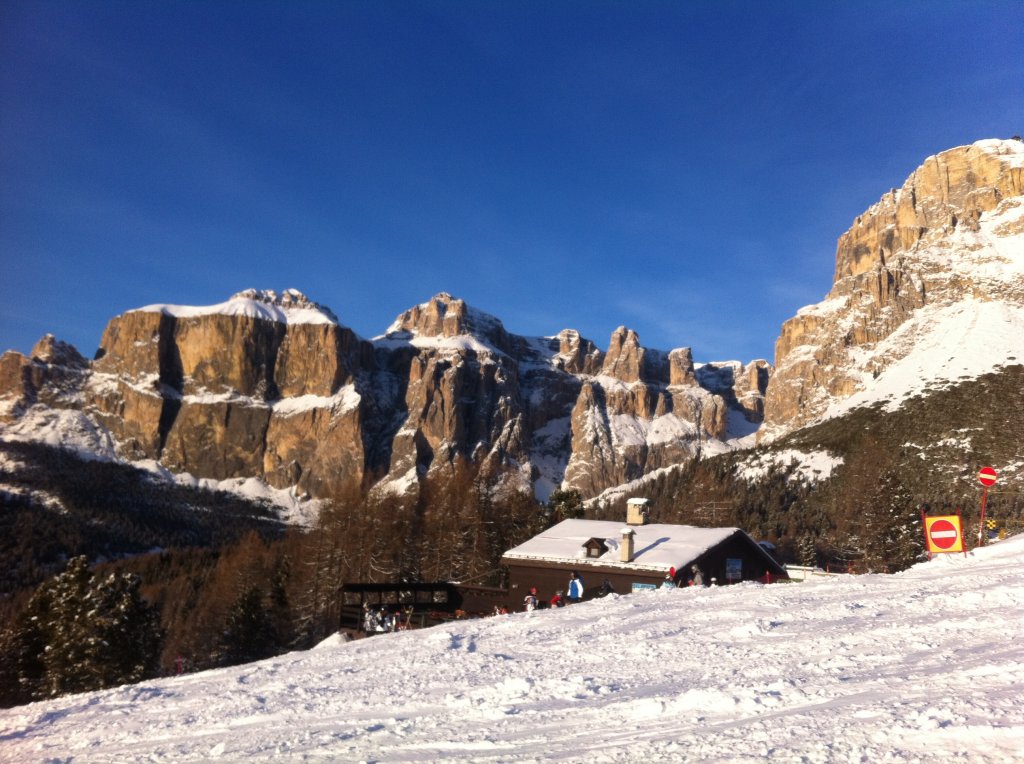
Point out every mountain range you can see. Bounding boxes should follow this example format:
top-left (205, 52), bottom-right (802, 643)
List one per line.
top-left (2, 138), bottom-right (1022, 533)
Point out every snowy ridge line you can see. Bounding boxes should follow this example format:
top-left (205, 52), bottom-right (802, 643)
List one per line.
top-left (134, 288), bottom-right (340, 326)
top-left (372, 331), bottom-right (507, 359)
top-left (137, 461), bottom-right (322, 528)
top-left (2, 534), bottom-right (1021, 762)
top-left (0, 406), bottom-right (119, 461)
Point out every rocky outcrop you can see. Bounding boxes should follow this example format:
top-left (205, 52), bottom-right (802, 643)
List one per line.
top-left (551, 330), bottom-right (603, 375)
top-left (602, 327), bottom-right (646, 383)
top-left (697, 360), bottom-right (771, 424)
top-left (0, 335), bottom-right (90, 421)
top-left (834, 141), bottom-right (1024, 283)
top-left (83, 290), bottom-right (374, 485)
top-left (1, 288), bottom-right (770, 505)
top-left (558, 327), bottom-right (769, 497)
top-left (763, 139), bottom-right (1024, 439)
top-left (387, 292), bottom-right (522, 357)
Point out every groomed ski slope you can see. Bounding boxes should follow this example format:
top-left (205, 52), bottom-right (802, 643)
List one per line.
top-left (2, 536), bottom-right (1023, 763)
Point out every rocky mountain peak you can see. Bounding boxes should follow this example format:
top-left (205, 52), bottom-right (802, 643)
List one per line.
top-left (601, 327), bottom-right (645, 382)
top-left (30, 334), bottom-right (87, 369)
top-left (551, 329), bottom-right (604, 375)
top-left (762, 138), bottom-right (1024, 440)
top-left (834, 139), bottom-right (1024, 284)
top-left (229, 288), bottom-right (339, 321)
top-left (387, 293), bottom-right (465, 337)
top-left (221, 288), bottom-right (342, 324)
top-left (128, 289), bottom-right (341, 327)
top-left (385, 293), bottom-right (516, 355)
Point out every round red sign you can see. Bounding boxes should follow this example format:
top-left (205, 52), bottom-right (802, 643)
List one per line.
top-left (928, 519), bottom-right (960, 550)
top-left (978, 466), bottom-right (998, 487)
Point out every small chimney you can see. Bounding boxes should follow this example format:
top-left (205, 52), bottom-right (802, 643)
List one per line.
top-left (620, 528), bottom-right (636, 563)
top-left (626, 497), bottom-right (650, 526)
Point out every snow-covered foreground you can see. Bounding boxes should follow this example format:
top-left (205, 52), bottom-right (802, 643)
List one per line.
top-left (3, 540), bottom-right (1023, 763)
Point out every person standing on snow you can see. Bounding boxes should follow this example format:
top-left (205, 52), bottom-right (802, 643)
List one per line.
top-left (550, 590), bottom-right (565, 608)
top-left (524, 587), bottom-right (539, 611)
top-left (689, 564), bottom-right (705, 587)
top-left (567, 571), bottom-right (585, 602)
top-left (362, 603), bottom-right (376, 633)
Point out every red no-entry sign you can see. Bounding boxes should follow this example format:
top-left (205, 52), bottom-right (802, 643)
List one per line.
top-left (977, 466), bottom-right (998, 548)
top-left (923, 514), bottom-right (965, 555)
top-left (978, 466), bottom-right (998, 487)
top-left (928, 519), bottom-right (959, 549)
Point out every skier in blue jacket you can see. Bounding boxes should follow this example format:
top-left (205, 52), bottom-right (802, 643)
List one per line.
top-left (567, 571), bottom-right (585, 602)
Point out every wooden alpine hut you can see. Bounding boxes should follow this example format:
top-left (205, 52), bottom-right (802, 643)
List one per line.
top-left (501, 498), bottom-right (787, 604)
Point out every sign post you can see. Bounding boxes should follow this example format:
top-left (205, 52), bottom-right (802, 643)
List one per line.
top-left (977, 466), bottom-right (998, 547)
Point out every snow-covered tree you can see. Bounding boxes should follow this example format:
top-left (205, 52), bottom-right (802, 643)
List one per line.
top-left (6, 556), bottom-right (162, 701)
top-left (861, 470), bottom-right (924, 572)
top-left (549, 488), bottom-right (585, 523)
top-left (798, 534), bottom-right (817, 568)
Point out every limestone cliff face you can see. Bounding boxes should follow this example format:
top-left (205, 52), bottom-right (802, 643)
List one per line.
top-left (834, 141), bottom-right (1024, 283)
top-left (762, 139), bottom-right (1024, 439)
top-left (551, 330), bottom-right (603, 375)
top-left (560, 330), bottom-right (767, 499)
top-left (372, 294), bottom-right (529, 490)
top-left (0, 335), bottom-right (89, 422)
top-left (83, 290), bottom-right (374, 495)
top-left (1, 289), bottom-right (770, 505)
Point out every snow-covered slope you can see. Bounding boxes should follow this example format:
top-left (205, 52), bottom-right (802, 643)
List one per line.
top-left (825, 297), bottom-right (1024, 419)
top-left (3, 536), bottom-right (1022, 763)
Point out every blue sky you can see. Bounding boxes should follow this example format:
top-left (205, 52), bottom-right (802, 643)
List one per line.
top-left (2, 1), bottom-right (1022, 364)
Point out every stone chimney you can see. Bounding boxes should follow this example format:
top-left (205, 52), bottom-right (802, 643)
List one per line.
top-left (620, 528), bottom-right (636, 563)
top-left (626, 497), bottom-right (650, 526)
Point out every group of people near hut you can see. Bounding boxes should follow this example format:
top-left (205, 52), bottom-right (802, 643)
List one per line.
top-left (521, 571), bottom-right (620, 612)
top-left (524, 564), bottom-right (708, 611)
top-left (667, 564), bottom-right (706, 587)
top-left (362, 603), bottom-right (412, 633)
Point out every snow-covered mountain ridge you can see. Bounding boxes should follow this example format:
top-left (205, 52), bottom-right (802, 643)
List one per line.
top-left (137, 288), bottom-right (341, 326)
top-left (1, 290), bottom-right (767, 509)
top-left (763, 138), bottom-right (1024, 440)
top-left (3, 138), bottom-right (1023, 519)
top-left (3, 533), bottom-right (1021, 762)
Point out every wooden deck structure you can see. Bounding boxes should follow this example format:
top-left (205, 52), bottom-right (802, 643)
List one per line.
top-left (338, 582), bottom-right (509, 633)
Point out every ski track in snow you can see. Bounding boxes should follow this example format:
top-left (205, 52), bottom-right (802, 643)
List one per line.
top-left (2, 537), bottom-right (1023, 763)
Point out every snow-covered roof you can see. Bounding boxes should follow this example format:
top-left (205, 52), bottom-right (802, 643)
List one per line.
top-left (502, 519), bottom-right (740, 572)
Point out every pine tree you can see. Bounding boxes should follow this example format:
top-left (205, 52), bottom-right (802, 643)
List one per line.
top-left (862, 470), bottom-right (924, 572)
top-left (219, 585), bottom-right (277, 666)
top-left (5, 556), bottom-right (163, 701)
top-left (2, 584), bottom-right (53, 704)
top-left (38, 555), bottom-right (95, 698)
top-left (549, 488), bottom-right (585, 523)
top-left (798, 534), bottom-right (817, 568)
top-left (89, 571), bottom-right (163, 687)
